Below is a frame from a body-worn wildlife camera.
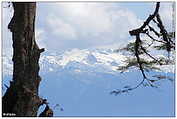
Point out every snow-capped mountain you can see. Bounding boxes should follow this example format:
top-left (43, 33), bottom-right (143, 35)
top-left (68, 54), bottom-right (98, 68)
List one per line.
top-left (2, 48), bottom-right (175, 116)
top-left (3, 48), bottom-right (129, 89)
top-left (40, 48), bottom-right (128, 74)
top-left (3, 47), bottom-right (174, 90)
top-left (3, 47), bottom-right (174, 77)
top-left (3, 48), bottom-right (128, 76)
top-left (2, 48), bottom-right (174, 77)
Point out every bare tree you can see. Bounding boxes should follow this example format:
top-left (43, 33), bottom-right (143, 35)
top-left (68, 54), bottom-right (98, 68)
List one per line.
top-left (2, 2), bottom-right (53, 117)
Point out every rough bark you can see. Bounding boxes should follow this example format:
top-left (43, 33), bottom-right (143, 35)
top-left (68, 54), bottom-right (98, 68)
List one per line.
top-left (2, 2), bottom-right (51, 117)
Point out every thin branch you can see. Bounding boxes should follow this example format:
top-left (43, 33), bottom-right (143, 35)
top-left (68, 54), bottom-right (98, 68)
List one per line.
top-left (145, 32), bottom-right (166, 44)
top-left (140, 46), bottom-right (162, 65)
top-left (156, 14), bottom-right (172, 52)
top-left (135, 35), bottom-right (147, 79)
top-left (148, 25), bottom-right (160, 37)
top-left (110, 78), bottom-right (145, 95)
top-left (129, 2), bottom-right (160, 36)
top-left (128, 2), bottom-right (160, 80)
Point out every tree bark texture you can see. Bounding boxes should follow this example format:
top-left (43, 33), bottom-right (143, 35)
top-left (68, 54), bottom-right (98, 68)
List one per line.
top-left (2, 2), bottom-right (46, 116)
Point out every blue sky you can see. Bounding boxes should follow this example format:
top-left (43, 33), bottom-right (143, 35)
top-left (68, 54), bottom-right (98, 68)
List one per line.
top-left (2, 2), bottom-right (175, 117)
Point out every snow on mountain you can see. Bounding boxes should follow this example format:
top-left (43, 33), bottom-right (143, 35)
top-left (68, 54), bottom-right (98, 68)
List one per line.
top-left (1, 48), bottom-right (128, 89)
top-left (36, 48), bottom-right (127, 75)
top-left (2, 48), bottom-right (175, 117)
top-left (2, 48), bottom-right (174, 77)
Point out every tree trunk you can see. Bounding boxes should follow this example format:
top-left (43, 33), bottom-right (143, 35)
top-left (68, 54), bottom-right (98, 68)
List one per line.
top-left (2, 2), bottom-right (48, 117)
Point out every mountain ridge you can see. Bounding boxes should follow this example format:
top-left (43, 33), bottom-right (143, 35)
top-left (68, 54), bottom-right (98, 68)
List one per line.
top-left (3, 48), bottom-right (174, 77)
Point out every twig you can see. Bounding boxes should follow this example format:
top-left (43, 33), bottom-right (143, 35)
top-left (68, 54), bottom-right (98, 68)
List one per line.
top-left (148, 25), bottom-right (160, 37)
top-left (129, 2), bottom-right (160, 36)
top-left (140, 46), bottom-right (162, 65)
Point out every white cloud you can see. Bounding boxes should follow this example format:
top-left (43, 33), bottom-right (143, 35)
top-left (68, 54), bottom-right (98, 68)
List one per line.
top-left (37, 2), bottom-right (142, 51)
top-left (46, 3), bottom-right (114, 38)
top-left (2, 3), bottom-right (13, 55)
top-left (47, 15), bottom-right (77, 39)
top-left (35, 29), bottom-right (47, 48)
top-left (55, 3), bottom-right (113, 32)
top-left (4, 2), bottom-right (173, 53)
top-left (160, 2), bottom-right (175, 32)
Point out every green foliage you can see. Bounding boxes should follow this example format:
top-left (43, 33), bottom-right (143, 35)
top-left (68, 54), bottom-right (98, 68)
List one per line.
top-left (168, 32), bottom-right (175, 40)
top-left (116, 30), bottom-right (175, 73)
top-left (117, 57), bottom-right (161, 73)
top-left (153, 43), bottom-right (167, 50)
top-left (117, 42), bottom-right (146, 55)
top-left (153, 32), bottom-right (175, 51)
top-left (111, 2), bottom-right (175, 95)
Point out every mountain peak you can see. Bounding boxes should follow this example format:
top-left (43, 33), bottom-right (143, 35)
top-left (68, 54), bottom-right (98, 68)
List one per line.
top-left (2, 48), bottom-right (174, 77)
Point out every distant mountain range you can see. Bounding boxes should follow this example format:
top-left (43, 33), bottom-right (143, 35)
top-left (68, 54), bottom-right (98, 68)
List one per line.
top-left (2, 48), bottom-right (175, 116)
top-left (3, 48), bottom-right (174, 76)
